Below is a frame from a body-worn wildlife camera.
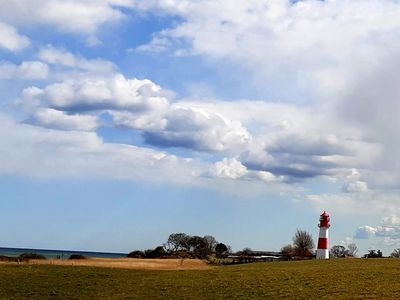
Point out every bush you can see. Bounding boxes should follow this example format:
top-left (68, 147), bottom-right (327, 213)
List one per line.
top-left (69, 254), bottom-right (87, 260)
top-left (127, 250), bottom-right (145, 258)
top-left (18, 253), bottom-right (46, 260)
top-left (364, 250), bottom-right (383, 258)
top-left (281, 244), bottom-right (294, 258)
top-left (215, 243), bottom-right (229, 258)
top-left (0, 255), bottom-right (18, 262)
top-left (144, 246), bottom-right (167, 258)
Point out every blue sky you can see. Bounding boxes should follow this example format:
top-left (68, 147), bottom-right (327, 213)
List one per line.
top-left (1, 0), bottom-right (400, 256)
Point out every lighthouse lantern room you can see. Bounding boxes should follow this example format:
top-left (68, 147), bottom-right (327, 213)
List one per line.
top-left (316, 211), bottom-right (330, 259)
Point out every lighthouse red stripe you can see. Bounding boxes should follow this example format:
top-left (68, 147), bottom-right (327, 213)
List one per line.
top-left (318, 238), bottom-right (328, 249)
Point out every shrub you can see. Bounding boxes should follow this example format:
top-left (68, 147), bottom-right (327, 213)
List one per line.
top-left (18, 253), bottom-right (46, 260)
top-left (281, 244), bottom-right (294, 258)
top-left (69, 254), bottom-right (87, 260)
top-left (0, 255), bottom-right (18, 262)
top-left (127, 250), bottom-right (145, 258)
top-left (144, 246), bottom-right (167, 258)
top-left (215, 243), bottom-right (229, 258)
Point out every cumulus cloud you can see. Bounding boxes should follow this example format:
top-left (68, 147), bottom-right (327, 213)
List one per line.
top-left (128, 0), bottom-right (400, 189)
top-left (107, 103), bottom-right (255, 155)
top-left (0, 22), bottom-right (30, 51)
top-left (0, 61), bottom-right (48, 80)
top-left (3, 0), bottom-right (400, 194)
top-left (354, 216), bottom-right (400, 241)
top-left (205, 157), bottom-right (281, 183)
top-left (38, 46), bottom-right (116, 73)
top-left (14, 71), bottom-right (382, 185)
top-left (342, 181), bottom-right (369, 193)
top-left (211, 158), bottom-right (248, 180)
top-left (0, 113), bottom-right (203, 184)
top-left (342, 168), bottom-right (369, 193)
top-left (111, 110), bottom-right (167, 131)
top-left (112, 105), bottom-right (251, 152)
top-left (354, 226), bottom-right (378, 239)
top-left (20, 74), bottom-right (170, 112)
top-left (175, 100), bottom-right (379, 181)
top-left (142, 106), bottom-right (251, 152)
top-left (0, 0), bottom-right (129, 40)
top-left (135, 0), bottom-right (400, 95)
top-left (30, 108), bottom-right (98, 131)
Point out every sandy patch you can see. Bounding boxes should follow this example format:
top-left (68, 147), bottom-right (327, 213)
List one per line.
top-left (11, 258), bottom-right (211, 270)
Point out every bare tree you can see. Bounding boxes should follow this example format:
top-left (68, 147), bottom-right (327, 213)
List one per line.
top-left (188, 236), bottom-right (210, 259)
top-left (293, 229), bottom-right (314, 257)
top-left (203, 235), bottom-right (218, 252)
top-left (347, 243), bottom-right (358, 257)
top-left (390, 248), bottom-right (400, 258)
top-left (281, 244), bottom-right (294, 257)
top-left (166, 233), bottom-right (190, 252)
top-left (330, 245), bottom-right (346, 258)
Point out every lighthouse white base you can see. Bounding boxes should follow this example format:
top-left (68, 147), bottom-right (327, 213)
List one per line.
top-left (316, 249), bottom-right (329, 259)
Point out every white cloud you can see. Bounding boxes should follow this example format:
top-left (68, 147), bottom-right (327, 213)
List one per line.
top-left (354, 215), bottom-right (400, 241)
top-left (354, 226), bottom-right (378, 239)
top-left (0, 22), bottom-right (30, 51)
top-left (0, 113), bottom-right (203, 184)
top-left (135, 37), bottom-right (172, 53)
top-left (206, 157), bottom-right (281, 183)
top-left (111, 110), bottom-right (167, 131)
top-left (136, 0), bottom-right (400, 95)
top-left (129, 0), bottom-right (400, 188)
top-left (30, 108), bottom-right (98, 131)
top-left (212, 158), bottom-right (248, 180)
top-left (0, 0), bottom-right (129, 38)
top-left (20, 74), bottom-right (170, 112)
top-left (142, 105), bottom-right (251, 152)
top-left (0, 61), bottom-right (48, 80)
top-left (342, 181), bottom-right (369, 193)
top-left (176, 100), bottom-right (380, 181)
top-left (38, 46), bottom-right (116, 73)
top-left (3, 0), bottom-right (399, 193)
top-left (381, 215), bottom-right (400, 227)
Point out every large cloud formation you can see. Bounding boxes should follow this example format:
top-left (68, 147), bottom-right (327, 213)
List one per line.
top-left (130, 0), bottom-right (400, 188)
top-left (1, 0), bottom-right (400, 196)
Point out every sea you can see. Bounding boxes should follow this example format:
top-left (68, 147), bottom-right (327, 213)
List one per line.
top-left (0, 247), bottom-right (127, 260)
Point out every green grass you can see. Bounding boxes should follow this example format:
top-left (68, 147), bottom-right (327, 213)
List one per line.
top-left (1, 259), bottom-right (400, 299)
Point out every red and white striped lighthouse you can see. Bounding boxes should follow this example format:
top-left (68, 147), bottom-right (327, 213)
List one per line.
top-left (316, 211), bottom-right (330, 259)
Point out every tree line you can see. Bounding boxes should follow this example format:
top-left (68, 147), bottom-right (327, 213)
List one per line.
top-left (127, 233), bottom-right (230, 259)
top-left (280, 229), bottom-right (360, 259)
top-left (127, 230), bottom-right (400, 260)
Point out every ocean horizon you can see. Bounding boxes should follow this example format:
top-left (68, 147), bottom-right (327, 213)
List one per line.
top-left (0, 247), bottom-right (127, 260)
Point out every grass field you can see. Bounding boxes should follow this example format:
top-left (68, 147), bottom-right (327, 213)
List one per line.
top-left (1, 259), bottom-right (400, 299)
top-left (17, 258), bottom-right (210, 271)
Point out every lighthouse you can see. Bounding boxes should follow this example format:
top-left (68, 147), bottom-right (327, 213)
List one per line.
top-left (316, 211), bottom-right (330, 259)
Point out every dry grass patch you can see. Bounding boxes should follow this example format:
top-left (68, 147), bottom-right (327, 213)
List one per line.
top-left (4, 258), bottom-right (210, 270)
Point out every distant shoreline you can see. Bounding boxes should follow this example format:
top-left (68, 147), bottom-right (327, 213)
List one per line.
top-left (0, 246), bottom-right (127, 260)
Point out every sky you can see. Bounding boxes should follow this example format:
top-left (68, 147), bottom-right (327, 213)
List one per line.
top-left (1, 0), bottom-right (400, 256)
